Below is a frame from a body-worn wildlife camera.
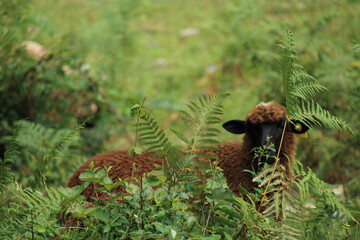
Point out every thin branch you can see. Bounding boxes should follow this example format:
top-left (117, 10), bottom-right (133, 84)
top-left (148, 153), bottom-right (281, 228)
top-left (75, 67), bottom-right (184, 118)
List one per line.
top-left (257, 121), bottom-right (287, 212)
top-left (134, 97), bottom-right (147, 149)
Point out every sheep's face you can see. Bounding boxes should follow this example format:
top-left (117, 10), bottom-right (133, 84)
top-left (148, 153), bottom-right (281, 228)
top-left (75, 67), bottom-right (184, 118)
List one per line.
top-left (222, 102), bottom-right (308, 165)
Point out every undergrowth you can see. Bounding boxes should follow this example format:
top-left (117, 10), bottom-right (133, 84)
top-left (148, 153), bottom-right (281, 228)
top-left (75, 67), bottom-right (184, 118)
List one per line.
top-left (0, 29), bottom-right (359, 240)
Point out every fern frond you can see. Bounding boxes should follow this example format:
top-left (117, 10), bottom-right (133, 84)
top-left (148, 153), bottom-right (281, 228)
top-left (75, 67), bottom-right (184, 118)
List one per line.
top-left (176, 94), bottom-right (229, 154)
top-left (137, 108), bottom-right (190, 180)
top-left (279, 28), bottom-right (326, 108)
top-left (290, 101), bottom-right (353, 133)
top-left (233, 196), bottom-right (280, 239)
top-left (354, 42), bottom-right (360, 53)
top-left (19, 122), bottom-right (85, 187)
top-left (44, 122), bottom-right (84, 163)
top-left (0, 124), bottom-right (21, 190)
top-left (279, 27), bottom-right (353, 134)
top-left (292, 76), bottom-right (328, 100)
top-left (139, 111), bottom-right (174, 157)
top-left (0, 184), bottom-right (77, 239)
top-left (305, 169), bottom-right (357, 223)
top-left (136, 95), bottom-right (228, 183)
top-left (254, 157), bottom-right (358, 240)
top-left (254, 163), bottom-right (305, 240)
top-left (15, 121), bottom-right (70, 155)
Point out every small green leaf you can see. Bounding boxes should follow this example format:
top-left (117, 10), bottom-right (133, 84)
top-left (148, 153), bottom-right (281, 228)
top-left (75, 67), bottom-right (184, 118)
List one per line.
top-left (186, 216), bottom-right (197, 229)
top-left (130, 103), bottom-right (141, 118)
top-left (79, 171), bottom-right (99, 183)
top-left (153, 222), bottom-right (168, 234)
top-left (224, 232), bottom-right (233, 240)
top-left (170, 229), bottom-right (177, 239)
top-left (95, 169), bottom-right (107, 179)
top-left (104, 225), bottom-right (111, 233)
top-left (128, 147), bottom-right (143, 157)
top-left (93, 208), bottom-right (110, 224)
top-left (128, 148), bottom-right (135, 157)
top-left (89, 161), bottom-right (95, 169)
top-left (179, 192), bottom-right (189, 199)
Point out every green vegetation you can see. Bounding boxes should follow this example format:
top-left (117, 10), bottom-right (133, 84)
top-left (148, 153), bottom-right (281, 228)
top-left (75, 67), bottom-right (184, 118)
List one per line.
top-left (0, 0), bottom-right (359, 239)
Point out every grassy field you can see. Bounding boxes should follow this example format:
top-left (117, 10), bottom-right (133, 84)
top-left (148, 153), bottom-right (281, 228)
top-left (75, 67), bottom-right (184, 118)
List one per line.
top-left (29, 0), bottom-right (360, 155)
top-left (29, 1), bottom-right (360, 103)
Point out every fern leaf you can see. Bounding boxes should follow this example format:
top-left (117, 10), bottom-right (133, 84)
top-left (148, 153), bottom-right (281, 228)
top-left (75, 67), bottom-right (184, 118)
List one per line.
top-left (354, 42), bottom-right (360, 53)
top-left (138, 111), bottom-right (173, 157)
top-left (176, 94), bottom-right (229, 154)
top-left (31, 122), bottom-right (84, 188)
top-left (280, 27), bottom-right (353, 134)
top-left (0, 123), bottom-right (21, 189)
top-left (233, 196), bottom-right (280, 239)
top-left (290, 100), bottom-right (353, 133)
top-left (252, 167), bottom-right (274, 183)
top-left (292, 79), bottom-right (328, 100)
top-left (307, 170), bottom-right (357, 223)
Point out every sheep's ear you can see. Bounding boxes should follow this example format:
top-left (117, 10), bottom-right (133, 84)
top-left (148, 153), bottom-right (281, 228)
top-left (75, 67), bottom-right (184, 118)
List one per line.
top-left (222, 120), bottom-right (246, 134)
top-left (290, 120), bottom-right (309, 138)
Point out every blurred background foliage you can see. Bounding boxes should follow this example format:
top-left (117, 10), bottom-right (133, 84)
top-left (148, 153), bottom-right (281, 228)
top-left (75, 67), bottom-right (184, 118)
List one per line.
top-left (0, 0), bottom-right (359, 204)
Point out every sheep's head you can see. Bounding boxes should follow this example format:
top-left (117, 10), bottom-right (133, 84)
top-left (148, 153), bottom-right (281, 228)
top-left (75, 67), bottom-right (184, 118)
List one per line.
top-left (222, 102), bottom-right (308, 165)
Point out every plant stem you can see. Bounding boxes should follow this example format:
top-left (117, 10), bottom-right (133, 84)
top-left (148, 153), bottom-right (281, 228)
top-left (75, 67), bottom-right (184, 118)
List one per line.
top-left (133, 97), bottom-right (147, 154)
top-left (139, 173), bottom-right (144, 230)
top-left (257, 121), bottom-right (287, 212)
top-left (204, 209), bottom-right (213, 236)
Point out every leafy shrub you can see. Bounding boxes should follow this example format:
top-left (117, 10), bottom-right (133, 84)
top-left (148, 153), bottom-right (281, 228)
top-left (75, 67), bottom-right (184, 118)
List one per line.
top-left (0, 100), bottom-right (357, 239)
top-left (0, 13), bottom-right (358, 239)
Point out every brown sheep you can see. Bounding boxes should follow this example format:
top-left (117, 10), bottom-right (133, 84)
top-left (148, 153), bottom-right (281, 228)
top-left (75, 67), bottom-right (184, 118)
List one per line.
top-left (67, 102), bottom-right (308, 200)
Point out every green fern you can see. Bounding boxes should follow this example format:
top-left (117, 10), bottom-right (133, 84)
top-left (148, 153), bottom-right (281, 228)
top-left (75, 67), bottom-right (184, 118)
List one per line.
top-left (133, 106), bottom-right (187, 184)
top-left (138, 110), bottom-right (180, 165)
top-left (232, 196), bottom-right (280, 239)
top-left (239, 29), bottom-right (358, 240)
top-left (250, 158), bottom-right (357, 240)
top-left (15, 121), bottom-right (70, 156)
top-left (291, 101), bottom-right (353, 133)
top-left (279, 27), bottom-right (352, 133)
top-left (175, 93), bottom-right (229, 154)
top-left (171, 94), bottom-right (229, 181)
top-left (0, 186), bottom-right (64, 239)
top-left (246, 31), bottom-right (359, 235)
top-left (353, 42), bottom-right (360, 53)
top-left (0, 180), bottom-right (95, 239)
top-left (134, 94), bottom-right (229, 183)
top-left (253, 164), bottom-right (304, 240)
top-left (35, 123), bottom-right (84, 188)
top-left (0, 123), bottom-right (21, 191)
top-left (13, 121), bottom-right (84, 188)
top-left (138, 111), bottom-right (173, 155)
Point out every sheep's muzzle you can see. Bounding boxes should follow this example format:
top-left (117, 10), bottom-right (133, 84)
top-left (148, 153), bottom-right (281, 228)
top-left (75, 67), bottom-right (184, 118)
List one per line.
top-left (251, 122), bottom-right (283, 165)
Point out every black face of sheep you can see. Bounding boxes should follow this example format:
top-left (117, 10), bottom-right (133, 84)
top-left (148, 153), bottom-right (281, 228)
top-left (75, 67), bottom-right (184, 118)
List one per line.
top-left (222, 116), bottom-right (308, 165)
